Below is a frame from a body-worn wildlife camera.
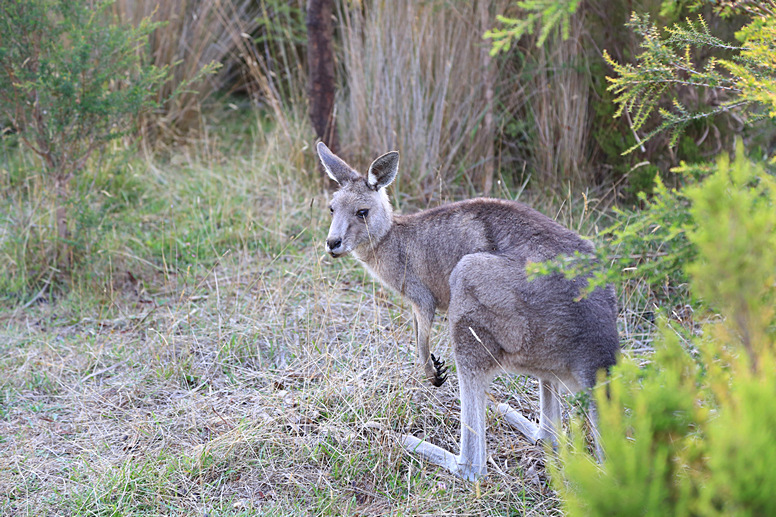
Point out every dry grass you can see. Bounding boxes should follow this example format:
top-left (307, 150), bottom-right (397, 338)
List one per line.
top-left (336, 0), bottom-right (515, 199)
top-left (526, 9), bottom-right (592, 189)
top-left (0, 259), bottom-right (558, 514)
top-left (0, 108), bottom-right (652, 515)
top-left (334, 0), bottom-right (600, 198)
top-left (114, 0), bottom-right (262, 140)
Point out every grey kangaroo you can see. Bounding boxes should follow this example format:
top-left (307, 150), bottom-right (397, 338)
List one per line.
top-left (318, 142), bottom-right (618, 481)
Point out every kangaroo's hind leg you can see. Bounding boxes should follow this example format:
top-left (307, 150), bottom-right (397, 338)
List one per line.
top-left (401, 364), bottom-right (489, 481)
top-left (496, 378), bottom-right (562, 447)
top-left (401, 332), bottom-right (493, 481)
top-left (402, 255), bottom-right (505, 481)
top-left (538, 379), bottom-right (562, 445)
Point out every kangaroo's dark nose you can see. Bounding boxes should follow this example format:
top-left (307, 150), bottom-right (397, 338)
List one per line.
top-left (327, 238), bottom-right (342, 254)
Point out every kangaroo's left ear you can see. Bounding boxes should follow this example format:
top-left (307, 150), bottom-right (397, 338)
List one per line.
top-left (317, 141), bottom-right (359, 185)
top-left (367, 151), bottom-right (399, 190)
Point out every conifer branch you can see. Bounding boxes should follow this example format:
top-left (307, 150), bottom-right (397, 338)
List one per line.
top-left (605, 11), bottom-right (776, 153)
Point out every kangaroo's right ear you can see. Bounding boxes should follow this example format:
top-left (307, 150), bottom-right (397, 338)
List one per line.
top-left (317, 142), bottom-right (359, 185)
top-left (367, 151), bottom-right (399, 190)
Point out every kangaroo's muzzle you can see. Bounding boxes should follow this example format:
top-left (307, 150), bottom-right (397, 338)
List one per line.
top-left (326, 238), bottom-right (343, 257)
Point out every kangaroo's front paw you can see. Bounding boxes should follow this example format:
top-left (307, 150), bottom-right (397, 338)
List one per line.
top-left (429, 353), bottom-right (448, 387)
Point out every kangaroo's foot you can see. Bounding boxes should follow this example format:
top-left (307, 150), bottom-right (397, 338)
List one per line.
top-left (401, 434), bottom-right (485, 481)
top-left (429, 353), bottom-right (448, 387)
top-left (495, 403), bottom-right (558, 449)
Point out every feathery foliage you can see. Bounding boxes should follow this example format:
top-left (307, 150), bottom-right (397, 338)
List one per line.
top-left (527, 169), bottom-right (696, 303)
top-left (485, 0), bottom-right (582, 52)
top-left (604, 5), bottom-right (776, 153)
top-left (555, 142), bottom-right (776, 516)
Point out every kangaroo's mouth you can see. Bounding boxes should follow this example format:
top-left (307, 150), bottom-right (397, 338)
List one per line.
top-left (329, 251), bottom-right (342, 258)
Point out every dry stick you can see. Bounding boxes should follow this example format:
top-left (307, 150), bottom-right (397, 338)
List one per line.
top-left (81, 360), bottom-right (129, 384)
top-left (19, 271), bottom-right (54, 310)
top-left (212, 406), bottom-right (235, 430)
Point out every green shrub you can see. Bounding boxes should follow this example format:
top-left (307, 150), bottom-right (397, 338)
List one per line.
top-left (604, 5), bottom-right (776, 153)
top-left (0, 0), bottom-right (169, 278)
top-left (605, 172), bottom-right (694, 300)
top-left (555, 144), bottom-right (776, 516)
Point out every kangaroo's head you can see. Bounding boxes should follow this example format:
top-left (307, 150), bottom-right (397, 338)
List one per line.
top-left (317, 142), bottom-right (399, 258)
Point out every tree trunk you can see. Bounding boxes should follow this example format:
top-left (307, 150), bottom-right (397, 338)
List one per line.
top-left (55, 174), bottom-right (70, 272)
top-left (307, 0), bottom-right (339, 185)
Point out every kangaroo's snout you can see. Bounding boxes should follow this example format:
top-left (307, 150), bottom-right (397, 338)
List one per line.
top-left (326, 237), bottom-right (343, 257)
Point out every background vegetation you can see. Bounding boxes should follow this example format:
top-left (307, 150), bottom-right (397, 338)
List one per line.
top-left (1, 0), bottom-right (774, 514)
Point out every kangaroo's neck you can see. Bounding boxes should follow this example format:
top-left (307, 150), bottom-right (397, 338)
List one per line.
top-left (351, 214), bottom-right (448, 311)
top-left (352, 214), bottom-right (399, 269)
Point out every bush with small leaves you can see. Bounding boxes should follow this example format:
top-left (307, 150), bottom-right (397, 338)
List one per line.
top-left (0, 0), bottom-right (216, 291)
top-left (555, 144), bottom-right (776, 517)
top-left (604, 4), bottom-right (776, 153)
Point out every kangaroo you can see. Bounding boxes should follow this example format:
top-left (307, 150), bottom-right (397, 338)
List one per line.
top-left (318, 142), bottom-right (619, 481)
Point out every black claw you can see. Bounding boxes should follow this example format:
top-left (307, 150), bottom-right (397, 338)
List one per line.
top-left (433, 373), bottom-right (448, 387)
top-left (430, 354), bottom-right (449, 387)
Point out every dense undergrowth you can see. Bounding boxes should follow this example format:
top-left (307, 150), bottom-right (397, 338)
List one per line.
top-left (556, 143), bottom-right (776, 516)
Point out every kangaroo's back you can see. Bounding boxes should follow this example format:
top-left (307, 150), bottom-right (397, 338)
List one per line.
top-left (363, 198), bottom-right (595, 311)
top-left (398, 197), bottom-right (592, 264)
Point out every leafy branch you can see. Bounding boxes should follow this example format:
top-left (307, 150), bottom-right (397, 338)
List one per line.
top-left (484, 0), bottom-right (582, 53)
top-left (605, 9), bottom-right (776, 154)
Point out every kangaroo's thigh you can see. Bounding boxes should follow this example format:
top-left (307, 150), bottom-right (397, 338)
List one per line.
top-left (450, 253), bottom-right (526, 315)
top-left (449, 253), bottom-right (530, 359)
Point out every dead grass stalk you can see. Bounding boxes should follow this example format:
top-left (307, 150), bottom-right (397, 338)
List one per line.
top-left (336, 0), bottom-right (512, 199)
top-left (114, 0), bottom-right (262, 139)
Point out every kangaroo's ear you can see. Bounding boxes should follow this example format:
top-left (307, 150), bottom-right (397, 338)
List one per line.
top-left (367, 151), bottom-right (399, 190)
top-left (317, 142), bottom-right (358, 185)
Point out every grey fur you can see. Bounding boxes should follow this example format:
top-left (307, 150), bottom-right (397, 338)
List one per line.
top-left (318, 142), bottom-right (619, 481)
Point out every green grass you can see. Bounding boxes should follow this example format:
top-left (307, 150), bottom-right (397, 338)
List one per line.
top-left (0, 106), bottom-right (656, 515)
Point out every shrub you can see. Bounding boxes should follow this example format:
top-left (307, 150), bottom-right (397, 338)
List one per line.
top-left (0, 0), bottom-right (173, 277)
top-left (588, 2), bottom-right (776, 299)
top-left (604, 4), bottom-right (776, 153)
top-left (604, 173), bottom-right (695, 300)
top-left (555, 144), bottom-right (776, 516)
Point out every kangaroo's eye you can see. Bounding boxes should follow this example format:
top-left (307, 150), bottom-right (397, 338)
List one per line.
top-left (356, 209), bottom-right (369, 220)
top-left (329, 206), bottom-right (334, 214)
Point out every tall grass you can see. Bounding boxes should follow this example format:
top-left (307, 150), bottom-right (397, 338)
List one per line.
top-left (226, 0), bottom-right (309, 148)
top-left (333, 0), bottom-right (597, 198)
top-left (526, 8), bottom-right (592, 188)
top-left (114, 0), bottom-right (262, 140)
top-left (109, 0), bottom-right (598, 193)
top-left (336, 0), bottom-right (513, 199)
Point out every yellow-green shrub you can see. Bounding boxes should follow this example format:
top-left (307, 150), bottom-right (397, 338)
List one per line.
top-left (556, 144), bottom-right (776, 516)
